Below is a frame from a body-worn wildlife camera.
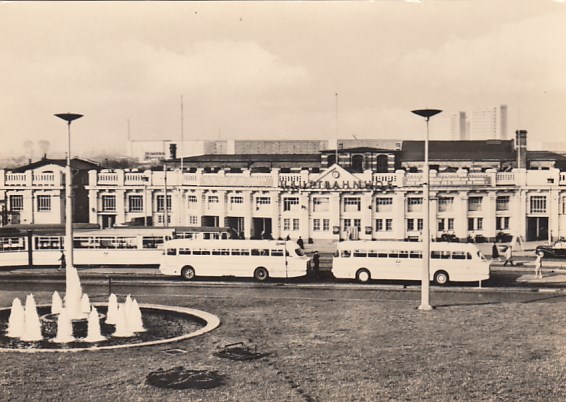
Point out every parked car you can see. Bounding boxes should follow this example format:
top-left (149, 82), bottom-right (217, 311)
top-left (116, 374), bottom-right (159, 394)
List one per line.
top-left (535, 240), bottom-right (566, 258)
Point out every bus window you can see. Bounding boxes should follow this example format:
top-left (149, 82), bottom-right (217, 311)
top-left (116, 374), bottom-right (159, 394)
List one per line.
top-left (399, 251), bottom-right (409, 259)
top-left (378, 251), bottom-right (388, 258)
top-left (212, 249), bottom-right (221, 255)
top-left (368, 251), bottom-right (378, 258)
top-left (179, 248), bottom-right (191, 255)
top-left (220, 249), bottom-right (230, 255)
top-left (341, 250), bottom-right (351, 258)
top-left (410, 251), bottom-right (422, 259)
top-left (452, 251), bottom-right (466, 260)
top-left (271, 249), bottom-right (284, 257)
top-left (388, 251), bottom-right (399, 258)
top-left (440, 251), bottom-right (451, 259)
top-left (240, 249), bottom-right (250, 256)
top-left (251, 249), bottom-right (260, 256)
top-left (294, 248), bottom-right (305, 257)
top-left (231, 249), bottom-right (241, 256)
top-left (167, 248), bottom-right (177, 256)
top-left (431, 251), bottom-right (441, 259)
top-left (201, 249), bottom-right (210, 255)
top-left (193, 249), bottom-right (202, 255)
top-left (260, 249), bottom-right (269, 256)
top-left (467, 252), bottom-right (473, 260)
top-left (353, 250), bottom-right (367, 257)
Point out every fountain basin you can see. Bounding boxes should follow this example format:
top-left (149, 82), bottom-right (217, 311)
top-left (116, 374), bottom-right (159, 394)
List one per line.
top-left (0, 303), bottom-right (220, 353)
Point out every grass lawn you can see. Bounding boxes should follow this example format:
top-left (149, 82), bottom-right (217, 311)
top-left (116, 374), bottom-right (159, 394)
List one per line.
top-left (0, 289), bottom-right (565, 401)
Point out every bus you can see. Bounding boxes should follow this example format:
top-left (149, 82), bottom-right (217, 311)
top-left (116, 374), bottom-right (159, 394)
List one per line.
top-left (0, 228), bottom-right (174, 267)
top-left (159, 239), bottom-right (310, 281)
top-left (332, 240), bottom-right (490, 285)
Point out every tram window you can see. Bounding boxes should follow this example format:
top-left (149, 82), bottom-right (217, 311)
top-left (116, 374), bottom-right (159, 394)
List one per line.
top-left (179, 248), bottom-right (191, 255)
top-left (167, 248), bottom-right (177, 256)
top-left (410, 251), bottom-right (422, 259)
top-left (271, 249), bottom-right (284, 257)
top-left (399, 251), bottom-right (409, 259)
top-left (353, 250), bottom-right (367, 257)
top-left (452, 251), bottom-right (466, 260)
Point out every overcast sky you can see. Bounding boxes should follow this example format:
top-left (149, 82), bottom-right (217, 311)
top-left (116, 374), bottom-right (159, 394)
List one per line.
top-left (1, 1), bottom-right (565, 158)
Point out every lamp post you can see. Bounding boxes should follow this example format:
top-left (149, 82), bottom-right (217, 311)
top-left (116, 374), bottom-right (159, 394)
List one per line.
top-left (411, 108), bottom-right (442, 311)
top-left (55, 113), bottom-right (83, 272)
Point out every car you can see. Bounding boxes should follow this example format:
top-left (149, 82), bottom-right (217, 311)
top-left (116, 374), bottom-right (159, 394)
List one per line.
top-left (535, 240), bottom-right (566, 258)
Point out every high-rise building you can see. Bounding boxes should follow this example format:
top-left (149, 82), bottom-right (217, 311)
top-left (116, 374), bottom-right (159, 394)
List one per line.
top-left (469, 105), bottom-right (508, 140)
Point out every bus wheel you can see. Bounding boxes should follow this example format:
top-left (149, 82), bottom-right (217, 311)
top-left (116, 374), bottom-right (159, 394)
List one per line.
top-left (181, 266), bottom-right (196, 280)
top-left (356, 269), bottom-right (371, 283)
top-left (433, 270), bottom-right (449, 285)
top-left (254, 267), bottom-right (269, 282)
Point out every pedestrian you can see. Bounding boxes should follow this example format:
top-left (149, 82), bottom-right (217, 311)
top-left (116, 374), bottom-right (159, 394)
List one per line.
top-left (312, 251), bottom-right (320, 278)
top-left (534, 252), bottom-right (543, 279)
top-left (285, 234), bottom-right (291, 241)
top-left (297, 236), bottom-right (304, 249)
top-left (58, 250), bottom-right (66, 271)
top-left (492, 242), bottom-right (502, 262)
top-left (503, 245), bottom-right (514, 267)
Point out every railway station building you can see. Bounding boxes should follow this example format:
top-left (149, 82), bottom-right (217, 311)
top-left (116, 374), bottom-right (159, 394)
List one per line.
top-left (83, 131), bottom-right (566, 243)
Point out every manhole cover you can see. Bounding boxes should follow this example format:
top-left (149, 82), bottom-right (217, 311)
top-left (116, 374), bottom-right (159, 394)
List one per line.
top-left (214, 342), bottom-right (269, 361)
top-left (146, 366), bottom-right (225, 390)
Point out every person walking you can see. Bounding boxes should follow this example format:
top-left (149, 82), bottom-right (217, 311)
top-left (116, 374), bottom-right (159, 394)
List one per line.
top-left (297, 236), bottom-right (304, 249)
top-left (503, 245), bottom-right (514, 267)
top-left (312, 251), bottom-right (320, 279)
top-left (534, 252), bottom-right (543, 279)
top-left (58, 250), bottom-right (66, 271)
top-left (492, 242), bottom-right (502, 262)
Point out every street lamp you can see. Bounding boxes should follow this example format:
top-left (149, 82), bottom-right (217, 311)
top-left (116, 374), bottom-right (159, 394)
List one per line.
top-left (411, 108), bottom-right (442, 311)
top-left (54, 113), bottom-right (83, 273)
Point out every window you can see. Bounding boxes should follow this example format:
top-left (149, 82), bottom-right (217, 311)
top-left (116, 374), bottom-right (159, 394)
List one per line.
top-left (102, 195), bottom-right (116, 212)
top-left (447, 218), bottom-right (454, 231)
top-left (376, 218), bottom-right (393, 232)
top-left (496, 196), bottom-right (510, 211)
top-left (438, 197), bottom-right (453, 212)
top-left (496, 216), bottom-right (510, 230)
top-left (407, 197), bottom-right (422, 212)
top-left (129, 195), bottom-right (143, 212)
top-left (188, 215), bottom-right (199, 225)
top-left (344, 197), bottom-right (361, 212)
top-left (9, 195), bottom-right (23, 212)
top-left (417, 219), bottom-right (423, 231)
top-left (323, 219), bottom-right (330, 231)
top-left (376, 219), bottom-right (384, 232)
top-left (344, 219), bottom-right (352, 230)
top-left (207, 195), bottom-right (219, 208)
top-left (468, 196), bottom-right (483, 212)
top-left (468, 217), bottom-right (483, 231)
top-left (230, 196), bottom-right (243, 205)
top-left (157, 195), bottom-right (172, 212)
top-left (187, 195), bottom-right (198, 209)
top-left (37, 195), bottom-right (51, 212)
top-left (293, 218), bottom-right (300, 231)
top-left (313, 197), bottom-right (329, 212)
top-left (385, 219), bottom-right (392, 231)
top-left (283, 218), bottom-right (290, 231)
top-left (407, 219), bottom-right (414, 231)
top-left (375, 198), bottom-right (392, 213)
top-left (283, 197), bottom-right (299, 211)
top-left (157, 214), bottom-right (171, 224)
top-left (438, 218), bottom-right (445, 231)
top-left (530, 196), bottom-right (547, 214)
top-left (353, 219), bottom-right (361, 231)
top-left (256, 197), bottom-right (271, 206)
top-left (313, 219), bottom-right (321, 231)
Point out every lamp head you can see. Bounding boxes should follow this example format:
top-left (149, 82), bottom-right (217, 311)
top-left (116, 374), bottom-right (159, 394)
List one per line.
top-left (55, 113), bottom-right (83, 123)
top-left (411, 109), bottom-right (442, 120)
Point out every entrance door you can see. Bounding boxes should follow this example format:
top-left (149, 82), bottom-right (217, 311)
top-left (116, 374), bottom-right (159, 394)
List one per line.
top-left (252, 218), bottom-right (272, 239)
top-left (101, 215), bottom-right (115, 229)
top-left (225, 217), bottom-right (245, 238)
top-left (526, 217), bottom-right (548, 241)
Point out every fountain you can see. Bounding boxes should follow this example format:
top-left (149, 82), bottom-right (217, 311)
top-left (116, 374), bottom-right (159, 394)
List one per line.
top-left (21, 294), bottom-right (42, 342)
top-left (128, 299), bottom-right (145, 333)
top-left (6, 298), bottom-right (24, 338)
top-left (53, 308), bottom-right (75, 343)
top-left (113, 303), bottom-right (135, 338)
top-left (84, 307), bottom-right (105, 343)
top-left (51, 291), bottom-right (63, 315)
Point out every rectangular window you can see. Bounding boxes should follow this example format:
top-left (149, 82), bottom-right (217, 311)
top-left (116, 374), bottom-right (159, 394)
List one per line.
top-left (468, 217), bottom-right (483, 231)
top-left (376, 219), bottom-right (384, 232)
top-left (102, 195), bottom-right (116, 212)
top-left (292, 218), bottom-right (300, 231)
top-left (407, 197), bottom-right (423, 212)
top-left (313, 197), bottom-right (329, 212)
top-left (353, 219), bottom-right (361, 231)
top-left (385, 219), bottom-right (392, 231)
top-left (438, 197), bottom-right (454, 212)
top-left (407, 219), bottom-right (414, 231)
top-left (128, 195), bottom-right (143, 212)
top-left (417, 218), bottom-right (423, 231)
top-left (283, 197), bottom-right (299, 211)
top-left (188, 215), bottom-right (199, 225)
top-left (375, 197), bottom-right (392, 213)
top-left (283, 218), bottom-right (290, 231)
top-left (468, 217), bottom-right (474, 231)
top-left (256, 197), bottom-right (271, 206)
top-left (477, 217), bottom-right (483, 230)
top-left (37, 195), bottom-right (51, 212)
top-left (313, 219), bottom-right (321, 231)
top-left (496, 216), bottom-right (510, 230)
top-left (9, 195), bottom-right (23, 212)
top-left (438, 218), bottom-right (445, 231)
top-left (529, 196), bottom-right (547, 214)
top-left (496, 196), bottom-right (510, 211)
top-left (323, 219), bottom-right (330, 231)
top-left (230, 196), bottom-right (243, 205)
top-left (157, 214), bottom-right (171, 224)
top-left (344, 219), bottom-right (352, 230)
top-left (447, 218), bottom-right (454, 231)
top-left (187, 195), bottom-right (198, 204)
top-left (207, 195), bottom-right (219, 208)
top-left (157, 195), bottom-right (172, 212)
top-left (344, 197), bottom-right (361, 212)
top-left (468, 196), bottom-right (483, 212)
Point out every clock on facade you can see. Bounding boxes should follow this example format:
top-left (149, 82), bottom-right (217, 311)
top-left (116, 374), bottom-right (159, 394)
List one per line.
top-left (331, 171), bottom-right (340, 179)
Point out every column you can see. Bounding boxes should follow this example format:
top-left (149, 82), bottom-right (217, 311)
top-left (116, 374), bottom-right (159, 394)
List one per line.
top-left (116, 189), bottom-right (126, 226)
top-left (484, 192), bottom-right (497, 239)
top-left (270, 191), bottom-right (281, 240)
top-left (454, 191), bottom-right (468, 240)
top-left (243, 191), bottom-right (253, 239)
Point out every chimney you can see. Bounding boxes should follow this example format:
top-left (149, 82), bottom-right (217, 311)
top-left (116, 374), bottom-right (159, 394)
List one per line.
top-left (515, 130), bottom-right (527, 169)
top-left (169, 143), bottom-right (177, 160)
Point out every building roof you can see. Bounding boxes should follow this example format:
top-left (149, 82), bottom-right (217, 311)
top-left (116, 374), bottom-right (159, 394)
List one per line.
top-left (174, 154), bottom-right (321, 163)
top-left (320, 147), bottom-right (396, 154)
top-left (526, 151), bottom-right (566, 161)
top-left (12, 157), bottom-right (101, 173)
top-left (400, 140), bottom-right (514, 162)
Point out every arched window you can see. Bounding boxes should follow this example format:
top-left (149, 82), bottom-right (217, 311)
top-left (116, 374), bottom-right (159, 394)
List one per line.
top-left (352, 155), bottom-right (364, 173)
top-left (327, 154), bottom-right (336, 167)
top-left (376, 155), bottom-right (388, 173)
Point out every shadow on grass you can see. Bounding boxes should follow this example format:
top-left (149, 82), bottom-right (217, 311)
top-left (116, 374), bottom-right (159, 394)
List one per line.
top-left (432, 301), bottom-right (502, 308)
top-left (521, 293), bottom-right (566, 304)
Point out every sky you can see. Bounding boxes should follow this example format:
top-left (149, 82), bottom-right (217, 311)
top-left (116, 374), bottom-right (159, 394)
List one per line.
top-left (1, 0), bottom-right (566, 159)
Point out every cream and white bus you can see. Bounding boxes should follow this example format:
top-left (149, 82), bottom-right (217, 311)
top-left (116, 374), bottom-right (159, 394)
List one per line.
top-left (159, 239), bottom-right (310, 281)
top-left (332, 240), bottom-right (490, 285)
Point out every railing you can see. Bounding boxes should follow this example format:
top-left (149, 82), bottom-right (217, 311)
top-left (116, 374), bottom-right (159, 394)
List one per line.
top-left (97, 173), bottom-right (119, 185)
top-left (496, 172), bottom-right (515, 185)
top-left (124, 173), bottom-right (147, 185)
top-left (200, 174), bottom-right (274, 187)
top-left (4, 173), bottom-right (27, 186)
